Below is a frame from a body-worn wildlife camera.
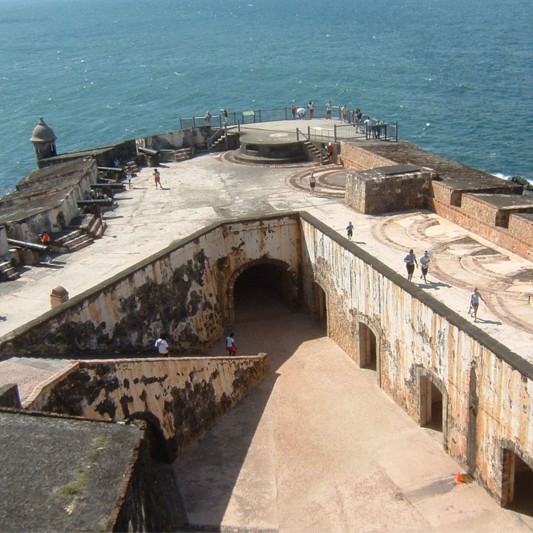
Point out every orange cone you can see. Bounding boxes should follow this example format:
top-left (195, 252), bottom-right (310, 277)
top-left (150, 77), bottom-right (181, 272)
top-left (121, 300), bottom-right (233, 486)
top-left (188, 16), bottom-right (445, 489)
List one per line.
top-left (455, 471), bottom-right (463, 484)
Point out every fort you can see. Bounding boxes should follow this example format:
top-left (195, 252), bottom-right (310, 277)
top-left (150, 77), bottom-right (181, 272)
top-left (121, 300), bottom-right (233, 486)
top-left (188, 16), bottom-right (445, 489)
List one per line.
top-left (1, 110), bottom-right (533, 531)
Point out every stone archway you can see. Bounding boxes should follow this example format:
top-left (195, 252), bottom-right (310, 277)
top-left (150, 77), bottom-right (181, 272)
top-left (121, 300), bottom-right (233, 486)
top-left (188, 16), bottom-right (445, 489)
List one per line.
top-left (501, 446), bottom-right (533, 515)
top-left (417, 369), bottom-right (447, 446)
top-left (226, 258), bottom-right (299, 326)
top-left (127, 411), bottom-right (176, 463)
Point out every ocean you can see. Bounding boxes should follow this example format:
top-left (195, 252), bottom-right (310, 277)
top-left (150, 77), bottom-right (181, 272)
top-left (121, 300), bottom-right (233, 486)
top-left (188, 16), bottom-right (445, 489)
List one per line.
top-left (0, 0), bottom-right (532, 196)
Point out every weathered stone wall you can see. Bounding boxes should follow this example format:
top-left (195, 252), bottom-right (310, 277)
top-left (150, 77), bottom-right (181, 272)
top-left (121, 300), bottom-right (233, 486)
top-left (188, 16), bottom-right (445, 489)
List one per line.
top-left (509, 213), bottom-right (533, 252)
top-left (109, 437), bottom-right (187, 532)
top-left (298, 211), bottom-right (533, 503)
top-left (339, 143), bottom-right (393, 171)
top-left (26, 355), bottom-right (269, 455)
top-left (345, 169), bottom-right (432, 214)
top-left (139, 126), bottom-right (211, 152)
top-left (0, 214), bottom-right (301, 358)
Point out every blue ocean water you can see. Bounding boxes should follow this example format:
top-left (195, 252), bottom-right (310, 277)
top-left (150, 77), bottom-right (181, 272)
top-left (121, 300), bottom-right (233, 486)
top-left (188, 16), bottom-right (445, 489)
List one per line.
top-left (0, 0), bottom-right (532, 196)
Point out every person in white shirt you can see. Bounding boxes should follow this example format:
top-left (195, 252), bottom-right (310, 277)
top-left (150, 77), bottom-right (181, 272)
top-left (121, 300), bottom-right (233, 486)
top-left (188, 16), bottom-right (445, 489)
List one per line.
top-left (155, 334), bottom-right (169, 356)
top-left (469, 288), bottom-right (486, 323)
top-left (420, 250), bottom-right (430, 283)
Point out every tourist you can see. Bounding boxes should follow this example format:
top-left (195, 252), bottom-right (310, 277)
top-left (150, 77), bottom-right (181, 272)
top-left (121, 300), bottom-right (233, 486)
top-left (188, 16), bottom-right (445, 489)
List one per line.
top-left (308, 101), bottom-right (314, 119)
top-left (404, 249), bottom-right (418, 281)
top-left (126, 169), bottom-right (133, 189)
top-left (341, 105), bottom-right (348, 122)
top-left (469, 287), bottom-right (486, 322)
top-left (40, 231), bottom-right (50, 246)
top-left (346, 221), bottom-right (354, 240)
top-left (291, 104), bottom-right (297, 119)
top-left (221, 108), bottom-right (228, 124)
top-left (325, 100), bottom-right (332, 119)
top-left (296, 107), bottom-right (306, 119)
top-left (309, 173), bottom-right (316, 194)
top-left (226, 333), bottom-right (237, 355)
top-left (204, 111), bottom-right (212, 125)
top-left (327, 142), bottom-right (334, 162)
top-left (153, 168), bottom-right (162, 189)
top-left (420, 250), bottom-right (431, 283)
top-left (40, 231), bottom-right (52, 262)
top-left (155, 334), bottom-right (169, 356)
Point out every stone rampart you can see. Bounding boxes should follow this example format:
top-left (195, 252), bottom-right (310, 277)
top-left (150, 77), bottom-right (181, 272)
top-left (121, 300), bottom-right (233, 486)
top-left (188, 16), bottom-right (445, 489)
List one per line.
top-left (339, 143), bottom-right (393, 171)
top-left (0, 213), bottom-right (301, 358)
top-left (26, 355), bottom-right (269, 455)
top-left (1, 210), bottom-right (532, 503)
top-left (299, 211), bottom-right (533, 503)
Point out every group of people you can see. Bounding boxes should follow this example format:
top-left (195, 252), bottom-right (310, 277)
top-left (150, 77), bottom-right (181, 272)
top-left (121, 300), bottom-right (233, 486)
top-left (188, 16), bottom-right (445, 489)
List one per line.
top-left (403, 248), bottom-right (486, 322)
top-left (154, 332), bottom-right (237, 356)
top-left (403, 249), bottom-right (430, 283)
top-left (204, 109), bottom-right (228, 126)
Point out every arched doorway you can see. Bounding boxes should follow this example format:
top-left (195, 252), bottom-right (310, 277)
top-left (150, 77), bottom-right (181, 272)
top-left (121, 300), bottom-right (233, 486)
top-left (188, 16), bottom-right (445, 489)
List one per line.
top-left (128, 411), bottom-right (175, 463)
top-left (311, 282), bottom-right (327, 330)
top-left (232, 260), bottom-right (298, 323)
top-left (420, 375), bottom-right (444, 434)
top-left (359, 322), bottom-right (377, 372)
top-left (502, 448), bottom-right (533, 515)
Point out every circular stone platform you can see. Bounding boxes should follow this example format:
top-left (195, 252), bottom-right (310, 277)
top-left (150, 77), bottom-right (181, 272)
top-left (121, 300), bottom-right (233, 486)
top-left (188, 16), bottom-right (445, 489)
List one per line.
top-left (286, 168), bottom-right (347, 197)
top-left (233, 130), bottom-right (307, 164)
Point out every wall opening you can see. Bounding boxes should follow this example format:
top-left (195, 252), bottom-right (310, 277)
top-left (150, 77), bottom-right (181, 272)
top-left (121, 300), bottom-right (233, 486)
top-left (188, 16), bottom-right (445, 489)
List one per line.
top-left (502, 449), bottom-right (533, 515)
top-left (359, 322), bottom-right (377, 371)
top-left (234, 263), bottom-right (293, 322)
top-left (311, 282), bottom-right (327, 330)
top-left (420, 377), bottom-right (443, 433)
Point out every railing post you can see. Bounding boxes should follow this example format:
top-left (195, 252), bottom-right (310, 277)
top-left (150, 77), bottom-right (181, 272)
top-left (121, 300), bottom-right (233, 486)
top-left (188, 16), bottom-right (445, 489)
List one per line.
top-left (334, 124), bottom-right (337, 143)
top-left (285, 107), bottom-right (288, 120)
top-left (308, 126), bottom-right (311, 140)
top-left (192, 117), bottom-right (196, 129)
top-left (296, 129), bottom-right (299, 141)
top-left (180, 118), bottom-right (183, 130)
top-left (258, 109), bottom-right (262, 123)
top-left (395, 121), bottom-right (398, 142)
top-left (224, 124), bottom-right (228, 150)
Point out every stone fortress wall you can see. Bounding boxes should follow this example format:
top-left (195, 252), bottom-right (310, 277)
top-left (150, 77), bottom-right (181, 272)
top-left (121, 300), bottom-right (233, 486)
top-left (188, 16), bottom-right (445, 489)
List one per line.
top-left (4, 211), bottom-right (532, 505)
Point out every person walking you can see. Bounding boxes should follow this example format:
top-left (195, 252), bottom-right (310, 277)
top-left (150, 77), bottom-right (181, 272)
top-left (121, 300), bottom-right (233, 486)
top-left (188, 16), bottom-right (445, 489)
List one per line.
top-left (309, 173), bottom-right (316, 195)
top-left (404, 249), bottom-right (418, 281)
top-left (291, 104), bottom-right (297, 119)
top-left (420, 250), bottom-right (430, 283)
top-left (226, 333), bottom-right (237, 355)
top-left (153, 168), bottom-right (162, 189)
top-left (155, 334), bottom-right (169, 356)
top-left (346, 221), bottom-right (354, 240)
top-left (469, 287), bottom-right (486, 322)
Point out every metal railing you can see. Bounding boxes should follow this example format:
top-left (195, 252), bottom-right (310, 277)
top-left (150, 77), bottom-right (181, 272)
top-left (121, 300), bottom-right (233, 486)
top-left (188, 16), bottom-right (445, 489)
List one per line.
top-left (179, 106), bottom-right (398, 142)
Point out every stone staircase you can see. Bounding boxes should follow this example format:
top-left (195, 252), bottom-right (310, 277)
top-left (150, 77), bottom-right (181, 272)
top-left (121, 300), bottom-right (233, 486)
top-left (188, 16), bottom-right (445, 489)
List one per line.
top-left (0, 259), bottom-right (20, 281)
top-left (52, 214), bottom-right (106, 253)
top-left (209, 131), bottom-right (240, 152)
top-left (302, 140), bottom-right (322, 163)
top-left (159, 147), bottom-right (194, 163)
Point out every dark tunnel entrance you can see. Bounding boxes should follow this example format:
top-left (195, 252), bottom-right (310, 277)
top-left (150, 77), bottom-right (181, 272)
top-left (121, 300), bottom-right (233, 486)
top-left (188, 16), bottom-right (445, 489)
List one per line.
top-left (502, 449), bottom-right (533, 516)
top-left (234, 262), bottom-right (297, 322)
